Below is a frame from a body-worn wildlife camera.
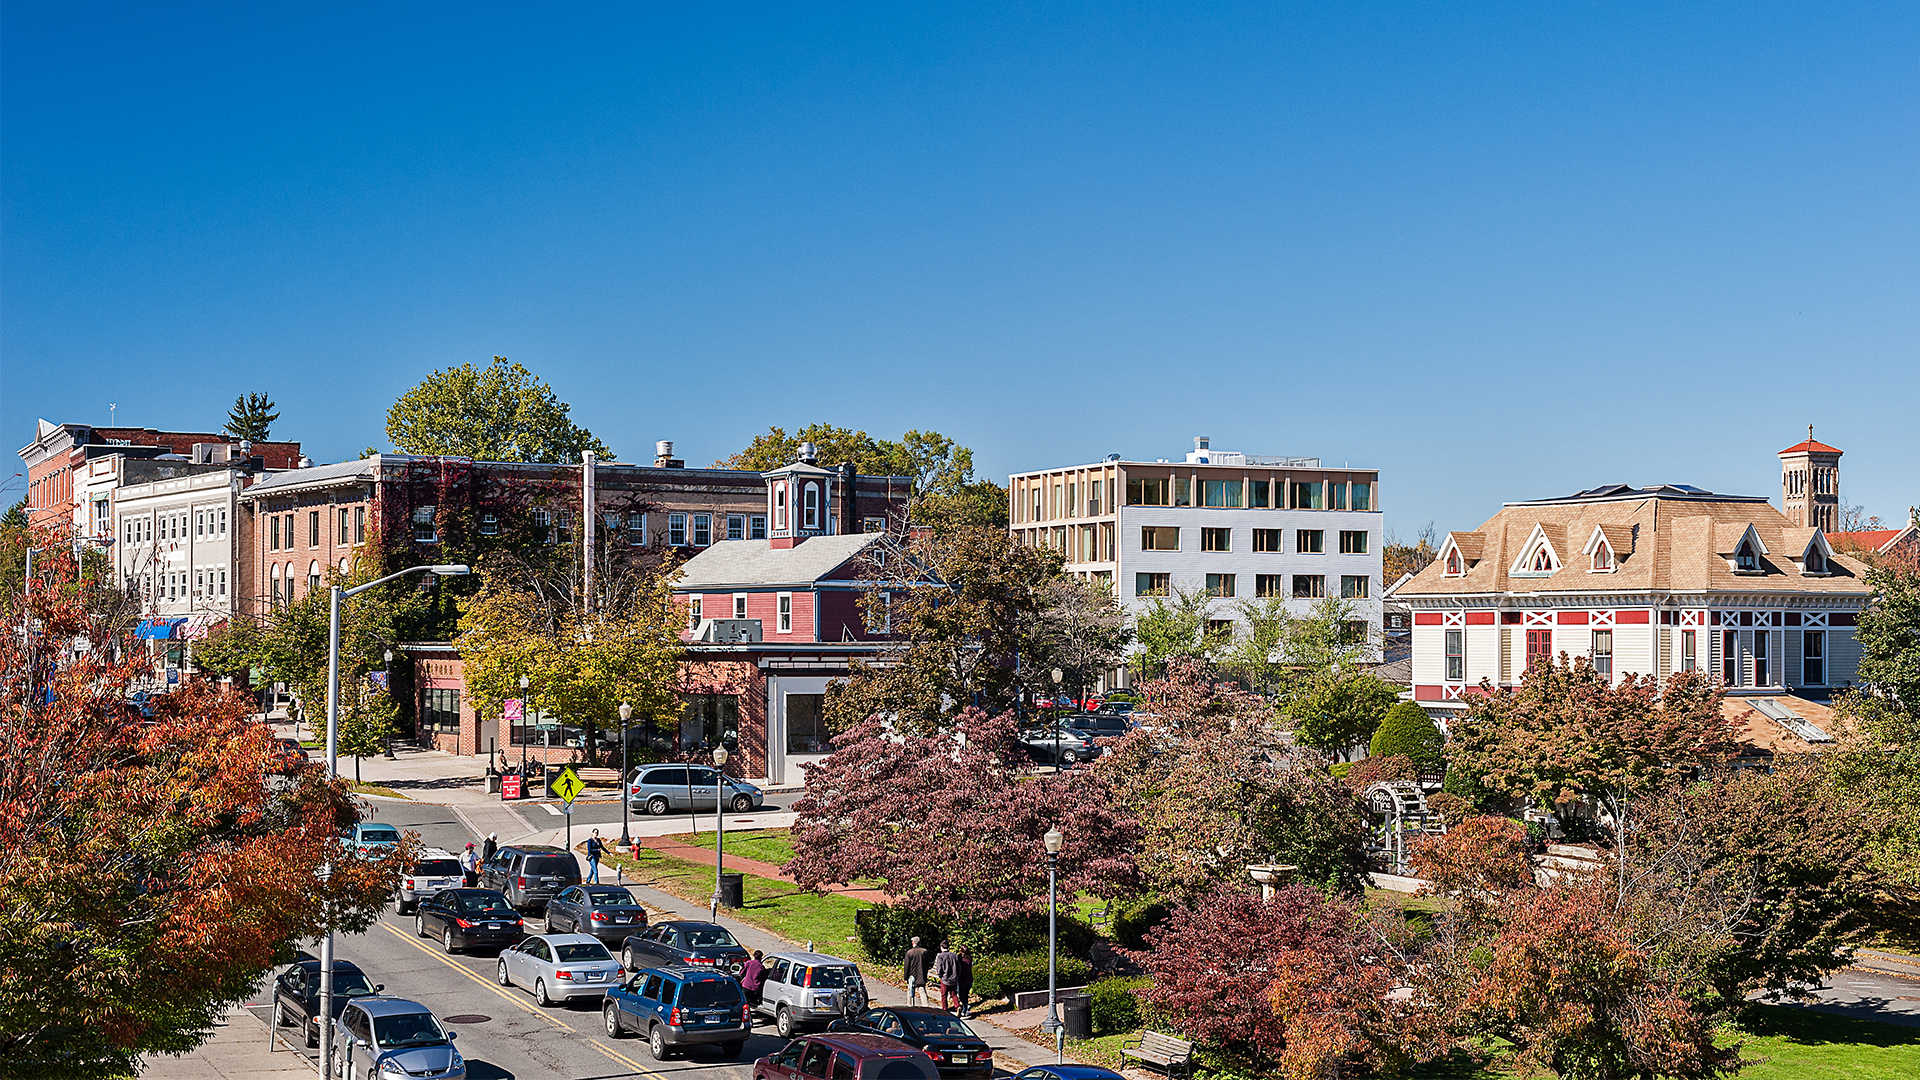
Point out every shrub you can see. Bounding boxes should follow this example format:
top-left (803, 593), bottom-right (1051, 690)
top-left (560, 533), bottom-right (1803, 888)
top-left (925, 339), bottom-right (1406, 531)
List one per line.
top-left (854, 904), bottom-right (952, 964)
top-left (1425, 791), bottom-right (1471, 827)
top-left (1087, 975), bottom-right (1148, 1034)
top-left (1369, 702), bottom-right (1443, 767)
top-left (1329, 761), bottom-right (1354, 780)
top-left (1113, 898), bottom-right (1172, 950)
top-left (969, 950), bottom-right (1093, 1001)
top-left (1341, 754), bottom-right (1416, 792)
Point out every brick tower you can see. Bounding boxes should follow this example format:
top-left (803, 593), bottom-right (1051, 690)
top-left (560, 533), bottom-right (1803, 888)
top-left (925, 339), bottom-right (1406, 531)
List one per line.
top-left (1779, 426), bottom-right (1842, 531)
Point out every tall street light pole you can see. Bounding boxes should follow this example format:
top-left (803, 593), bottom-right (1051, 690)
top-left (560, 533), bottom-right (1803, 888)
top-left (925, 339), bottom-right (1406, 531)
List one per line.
top-left (618, 702), bottom-right (632, 848)
top-left (519, 674), bottom-right (530, 779)
top-left (1042, 826), bottom-right (1065, 1061)
top-left (1050, 667), bottom-right (1064, 770)
top-left (320, 563), bottom-right (468, 1080)
top-left (710, 744), bottom-right (729, 920)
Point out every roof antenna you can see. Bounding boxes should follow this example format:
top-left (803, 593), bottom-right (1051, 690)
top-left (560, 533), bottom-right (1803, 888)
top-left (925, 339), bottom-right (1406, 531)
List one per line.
top-left (108, 402), bottom-right (117, 426)
top-left (1808, 423), bottom-right (1815, 444)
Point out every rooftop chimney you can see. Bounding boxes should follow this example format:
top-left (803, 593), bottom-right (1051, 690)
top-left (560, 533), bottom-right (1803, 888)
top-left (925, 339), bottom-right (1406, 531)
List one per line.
top-left (296, 455), bottom-right (313, 468)
top-left (653, 440), bottom-right (684, 469)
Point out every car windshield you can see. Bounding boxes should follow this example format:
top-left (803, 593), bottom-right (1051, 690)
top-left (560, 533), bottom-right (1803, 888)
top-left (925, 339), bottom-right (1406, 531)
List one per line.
top-left (679, 978), bottom-right (743, 1007)
top-left (359, 826), bottom-right (400, 842)
top-left (453, 892), bottom-right (515, 916)
top-left (585, 887), bottom-right (634, 906)
top-left (905, 1012), bottom-right (976, 1037)
top-left (808, 965), bottom-right (859, 989)
top-left (412, 859), bottom-right (460, 877)
top-left (334, 971), bottom-right (375, 997)
top-left (372, 1011), bottom-right (446, 1049)
top-left (554, 942), bottom-right (612, 963)
top-left (681, 926), bottom-right (739, 949)
top-left (524, 856), bottom-right (576, 876)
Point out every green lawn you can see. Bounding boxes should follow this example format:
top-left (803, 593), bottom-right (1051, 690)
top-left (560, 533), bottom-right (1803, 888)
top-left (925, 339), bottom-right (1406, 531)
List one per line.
top-left (599, 845), bottom-right (876, 965)
top-left (667, 829), bottom-right (797, 867)
top-left (348, 781), bottom-right (409, 800)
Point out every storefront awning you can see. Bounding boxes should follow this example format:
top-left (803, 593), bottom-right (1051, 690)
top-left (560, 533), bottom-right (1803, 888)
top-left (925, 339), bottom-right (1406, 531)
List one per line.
top-left (136, 617), bottom-right (188, 640)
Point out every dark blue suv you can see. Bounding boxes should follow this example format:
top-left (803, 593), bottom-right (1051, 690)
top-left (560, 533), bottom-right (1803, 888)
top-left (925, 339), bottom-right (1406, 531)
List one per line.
top-left (603, 965), bottom-right (751, 1061)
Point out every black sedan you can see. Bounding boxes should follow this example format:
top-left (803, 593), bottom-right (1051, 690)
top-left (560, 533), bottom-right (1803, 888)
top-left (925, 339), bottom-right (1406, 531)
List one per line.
top-left (543, 883), bottom-right (649, 946)
top-left (831, 1007), bottom-right (993, 1079)
top-left (270, 958), bottom-right (381, 1048)
top-left (413, 888), bottom-right (526, 953)
top-left (618, 919), bottom-right (750, 975)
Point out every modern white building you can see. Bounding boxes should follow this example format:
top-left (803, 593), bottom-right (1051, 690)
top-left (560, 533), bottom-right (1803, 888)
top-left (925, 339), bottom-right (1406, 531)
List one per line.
top-left (1010, 436), bottom-right (1385, 680)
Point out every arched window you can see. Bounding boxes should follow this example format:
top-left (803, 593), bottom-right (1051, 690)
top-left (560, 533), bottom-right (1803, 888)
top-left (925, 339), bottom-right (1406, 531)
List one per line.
top-left (1445, 549), bottom-right (1463, 576)
top-left (1592, 543), bottom-right (1612, 572)
top-left (308, 561), bottom-right (321, 595)
top-left (270, 564), bottom-right (282, 608)
top-left (775, 486), bottom-right (787, 531)
top-left (803, 484), bottom-right (819, 529)
top-left (1531, 546), bottom-right (1553, 572)
top-left (1735, 540), bottom-right (1759, 572)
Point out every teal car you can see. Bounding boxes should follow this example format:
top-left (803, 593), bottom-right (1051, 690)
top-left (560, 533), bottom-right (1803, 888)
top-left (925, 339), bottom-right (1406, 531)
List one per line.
top-left (345, 821), bottom-right (402, 857)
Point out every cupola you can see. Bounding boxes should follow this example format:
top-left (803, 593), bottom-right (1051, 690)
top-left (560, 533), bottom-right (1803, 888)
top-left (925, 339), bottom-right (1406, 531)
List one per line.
top-left (763, 443), bottom-right (838, 548)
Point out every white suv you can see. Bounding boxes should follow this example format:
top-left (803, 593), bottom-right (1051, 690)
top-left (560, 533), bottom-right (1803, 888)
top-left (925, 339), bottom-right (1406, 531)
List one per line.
top-left (396, 848), bottom-right (463, 914)
top-left (755, 951), bottom-right (869, 1037)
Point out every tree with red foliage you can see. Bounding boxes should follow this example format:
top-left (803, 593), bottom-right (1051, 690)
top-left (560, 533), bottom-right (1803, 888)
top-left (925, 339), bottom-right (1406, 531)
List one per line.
top-left (1133, 884), bottom-right (1438, 1079)
top-left (0, 531), bottom-right (399, 1078)
top-left (1410, 815), bottom-right (1534, 929)
top-left (787, 708), bottom-right (1136, 924)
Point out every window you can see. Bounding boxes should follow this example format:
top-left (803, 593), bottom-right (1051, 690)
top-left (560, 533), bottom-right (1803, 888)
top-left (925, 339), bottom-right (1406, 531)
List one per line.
top-left (1754, 630), bottom-right (1770, 685)
top-left (1201, 527), bottom-right (1231, 552)
top-left (195, 511), bottom-right (203, 538)
top-left (1592, 630), bottom-right (1613, 680)
top-left (420, 687), bottom-right (461, 734)
top-left (727, 514), bottom-right (746, 541)
top-left (1141, 526), bottom-right (1180, 551)
top-left (309, 511), bottom-right (319, 547)
top-left (269, 516), bottom-right (280, 551)
top-left (627, 512), bottom-right (647, 545)
top-left (1204, 573), bottom-right (1235, 598)
top-left (270, 565), bottom-right (282, 607)
top-left (1292, 574), bottom-right (1326, 599)
top-left (604, 511), bottom-right (623, 532)
top-left (1330, 483), bottom-right (1348, 510)
top-left (1722, 630), bottom-right (1739, 684)
top-left (1126, 477), bottom-right (1170, 506)
top-left (1803, 630), bottom-right (1825, 685)
top-left (1253, 528), bottom-right (1283, 553)
top-left (1734, 541), bottom-right (1760, 572)
top-left (863, 516), bottom-right (887, 533)
top-left (1201, 480), bottom-right (1242, 508)
top-left (1135, 572), bottom-right (1170, 597)
top-left (750, 515), bottom-right (767, 540)
top-left (1351, 482), bottom-right (1372, 511)
top-left (688, 596), bottom-right (702, 630)
top-left (802, 485), bottom-right (819, 529)
top-left (307, 561), bottom-right (321, 594)
top-left (354, 506), bottom-right (365, 543)
top-left (1204, 619), bottom-right (1235, 640)
top-left (1681, 629), bottom-right (1697, 672)
top-left (412, 505), bottom-right (438, 543)
top-left (1446, 629), bottom-right (1464, 681)
top-left (1255, 574), bottom-right (1284, 598)
top-left (218, 568), bottom-right (227, 597)
top-left (1173, 477), bottom-right (1191, 507)
top-left (1528, 545), bottom-right (1554, 572)
top-left (865, 592), bottom-right (893, 634)
top-left (339, 509), bottom-right (351, 543)
top-left (778, 593), bottom-right (793, 633)
top-left (1445, 548), bottom-right (1464, 576)
top-left (1341, 575), bottom-right (1370, 599)
top-left (556, 510), bottom-right (573, 541)
top-left (1290, 481), bottom-right (1323, 509)
top-left (1805, 546), bottom-right (1827, 574)
top-left (1592, 542), bottom-right (1613, 572)
top-left (668, 513), bottom-right (688, 546)
top-left (1342, 620), bottom-right (1369, 645)
top-left (733, 594), bottom-right (748, 620)
top-left (1297, 529), bottom-right (1324, 554)
top-left (1339, 530), bottom-right (1368, 555)
top-left (479, 511), bottom-right (500, 536)
top-left (775, 487), bottom-right (787, 531)
top-left (692, 514), bottom-right (712, 546)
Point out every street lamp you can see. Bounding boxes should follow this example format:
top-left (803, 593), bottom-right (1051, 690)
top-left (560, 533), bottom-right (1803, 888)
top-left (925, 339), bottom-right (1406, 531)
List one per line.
top-left (1050, 667), bottom-right (1064, 770)
top-left (1041, 826), bottom-right (1065, 1060)
top-left (518, 674), bottom-right (530, 779)
top-left (320, 563), bottom-right (467, 1080)
top-left (710, 743), bottom-right (729, 920)
top-left (382, 650), bottom-right (396, 759)
top-left (618, 702), bottom-right (633, 847)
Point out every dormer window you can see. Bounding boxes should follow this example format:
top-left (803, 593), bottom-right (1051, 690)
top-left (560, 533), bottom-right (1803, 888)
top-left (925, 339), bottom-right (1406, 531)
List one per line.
top-left (1530, 547), bottom-right (1554, 572)
top-left (1803, 544), bottom-right (1828, 575)
top-left (1734, 541), bottom-right (1760, 572)
top-left (1592, 544), bottom-right (1613, 572)
top-left (803, 484), bottom-right (820, 530)
top-left (1445, 549), bottom-right (1464, 576)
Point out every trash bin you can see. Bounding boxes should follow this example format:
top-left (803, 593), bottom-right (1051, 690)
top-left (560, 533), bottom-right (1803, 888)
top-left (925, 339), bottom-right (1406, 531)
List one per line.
top-left (1061, 993), bottom-right (1092, 1039)
top-left (719, 872), bottom-right (745, 909)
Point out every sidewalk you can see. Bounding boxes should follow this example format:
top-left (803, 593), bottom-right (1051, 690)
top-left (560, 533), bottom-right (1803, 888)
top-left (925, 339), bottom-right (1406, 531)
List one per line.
top-left (143, 1004), bottom-right (311, 1078)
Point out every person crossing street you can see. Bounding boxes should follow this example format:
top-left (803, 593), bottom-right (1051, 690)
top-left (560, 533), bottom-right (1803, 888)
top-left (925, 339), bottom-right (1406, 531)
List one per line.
top-left (584, 830), bottom-right (606, 883)
top-left (460, 842), bottom-right (480, 887)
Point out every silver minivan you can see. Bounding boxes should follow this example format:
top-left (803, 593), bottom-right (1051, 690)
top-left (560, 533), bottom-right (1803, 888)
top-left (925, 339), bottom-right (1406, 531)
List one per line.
top-left (755, 950), bottom-right (869, 1037)
top-left (626, 765), bottom-right (765, 816)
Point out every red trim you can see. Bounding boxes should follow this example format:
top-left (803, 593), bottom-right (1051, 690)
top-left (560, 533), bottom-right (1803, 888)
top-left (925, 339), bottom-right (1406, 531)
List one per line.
top-left (1414, 612), bottom-right (1444, 626)
top-left (1501, 611), bottom-right (1522, 624)
top-left (1614, 610), bottom-right (1650, 624)
top-left (1556, 611), bottom-right (1589, 625)
top-left (1414, 684), bottom-right (1444, 701)
top-left (1465, 612), bottom-right (1496, 625)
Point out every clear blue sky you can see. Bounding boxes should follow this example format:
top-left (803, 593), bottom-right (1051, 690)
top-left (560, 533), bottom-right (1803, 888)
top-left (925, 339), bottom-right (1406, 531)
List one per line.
top-left (5, 3), bottom-right (1916, 535)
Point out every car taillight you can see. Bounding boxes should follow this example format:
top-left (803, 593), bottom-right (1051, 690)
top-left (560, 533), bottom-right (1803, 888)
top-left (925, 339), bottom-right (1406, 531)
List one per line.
top-left (403, 877), bottom-right (415, 889)
top-left (975, 1051), bottom-right (993, 1062)
top-left (517, 876), bottom-right (528, 888)
top-left (454, 917), bottom-right (475, 928)
top-left (557, 970), bottom-right (575, 981)
top-left (741, 1003), bottom-right (751, 1021)
top-left (923, 1049), bottom-right (942, 1061)
top-left (668, 1007), bottom-right (682, 1025)
top-left (590, 911), bottom-right (610, 922)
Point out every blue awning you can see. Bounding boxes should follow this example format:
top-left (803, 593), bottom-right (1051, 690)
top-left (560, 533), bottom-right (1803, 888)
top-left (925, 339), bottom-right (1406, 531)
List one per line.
top-left (136, 617), bottom-right (187, 640)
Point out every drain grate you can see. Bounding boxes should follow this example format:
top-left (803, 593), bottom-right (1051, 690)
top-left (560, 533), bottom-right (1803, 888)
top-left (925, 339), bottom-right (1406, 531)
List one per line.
top-left (441, 1014), bottom-right (491, 1024)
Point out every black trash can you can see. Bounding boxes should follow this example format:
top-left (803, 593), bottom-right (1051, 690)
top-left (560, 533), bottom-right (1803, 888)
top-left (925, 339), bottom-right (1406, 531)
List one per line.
top-left (719, 872), bottom-right (745, 909)
top-left (1061, 993), bottom-right (1092, 1039)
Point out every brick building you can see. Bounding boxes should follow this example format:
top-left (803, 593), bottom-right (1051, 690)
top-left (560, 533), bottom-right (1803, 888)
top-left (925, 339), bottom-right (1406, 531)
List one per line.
top-left (17, 418), bottom-right (300, 535)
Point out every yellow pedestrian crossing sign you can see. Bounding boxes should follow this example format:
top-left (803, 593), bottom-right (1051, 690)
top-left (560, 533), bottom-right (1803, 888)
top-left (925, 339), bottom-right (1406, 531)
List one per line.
top-left (551, 766), bottom-right (585, 805)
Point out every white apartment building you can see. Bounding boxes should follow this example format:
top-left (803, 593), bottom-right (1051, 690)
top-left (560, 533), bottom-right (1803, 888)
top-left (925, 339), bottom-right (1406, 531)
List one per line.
top-left (1010, 437), bottom-right (1385, 678)
top-left (115, 464), bottom-right (250, 668)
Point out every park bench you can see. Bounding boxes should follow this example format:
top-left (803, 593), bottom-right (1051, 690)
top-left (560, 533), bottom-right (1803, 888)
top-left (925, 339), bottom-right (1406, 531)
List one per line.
top-left (1120, 1031), bottom-right (1195, 1078)
top-left (572, 767), bottom-right (623, 788)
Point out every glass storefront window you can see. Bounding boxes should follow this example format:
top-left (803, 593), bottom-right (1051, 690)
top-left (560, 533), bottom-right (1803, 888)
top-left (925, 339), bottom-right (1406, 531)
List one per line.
top-left (787, 694), bottom-right (829, 755)
top-left (680, 693), bottom-right (738, 751)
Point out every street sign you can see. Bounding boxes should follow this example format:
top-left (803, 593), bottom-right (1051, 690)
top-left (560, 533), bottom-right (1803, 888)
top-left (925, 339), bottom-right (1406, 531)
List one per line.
top-left (551, 765), bottom-right (585, 805)
top-left (501, 773), bottom-right (523, 800)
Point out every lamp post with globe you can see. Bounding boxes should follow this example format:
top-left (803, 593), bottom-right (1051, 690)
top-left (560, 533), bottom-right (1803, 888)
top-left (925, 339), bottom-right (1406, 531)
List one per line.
top-left (618, 702), bottom-right (633, 847)
top-left (1040, 826), bottom-right (1065, 1061)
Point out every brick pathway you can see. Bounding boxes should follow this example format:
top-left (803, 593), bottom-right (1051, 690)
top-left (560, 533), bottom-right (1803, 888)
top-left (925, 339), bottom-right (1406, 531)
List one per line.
top-left (636, 834), bottom-right (895, 903)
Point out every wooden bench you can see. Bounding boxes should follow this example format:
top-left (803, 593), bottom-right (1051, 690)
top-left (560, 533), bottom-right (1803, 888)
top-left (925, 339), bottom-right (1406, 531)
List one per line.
top-left (1121, 1031), bottom-right (1196, 1078)
top-left (572, 767), bottom-right (622, 788)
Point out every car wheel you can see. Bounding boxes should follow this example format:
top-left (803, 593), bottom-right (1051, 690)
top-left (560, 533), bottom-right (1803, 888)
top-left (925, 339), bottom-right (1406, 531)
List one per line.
top-left (443, 927), bottom-right (458, 954)
top-left (623, 946), bottom-right (637, 970)
top-left (497, 959), bottom-right (511, 986)
top-left (776, 1004), bottom-right (794, 1038)
top-left (605, 1002), bottom-right (625, 1038)
top-left (649, 1023), bottom-right (670, 1060)
top-left (647, 795), bottom-right (670, 816)
top-left (731, 794), bottom-right (753, 813)
top-left (274, 999), bottom-right (289, 1027)
top-left (535, 979), bottom-right (552, 1007)
top-left (396, 899), bottom-right (411, 915)
top-left (414, 914), bottom-right (425, 937)
top-left (1061, 749), bottom-right (1079, 765)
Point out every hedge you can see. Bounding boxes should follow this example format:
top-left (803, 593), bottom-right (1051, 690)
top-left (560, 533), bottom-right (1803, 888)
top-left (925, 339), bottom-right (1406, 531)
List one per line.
top-left (1369, 702), bottom-right (1444, 767)
top-left (1087, 976), bottom-right (1149, 1035)
top-left (1112, 898), bottom-right (1171, 950)
top-left (854, 903), bottom-right (1101, 966)
top-left (969, 950), bottom-right (1093, 1001)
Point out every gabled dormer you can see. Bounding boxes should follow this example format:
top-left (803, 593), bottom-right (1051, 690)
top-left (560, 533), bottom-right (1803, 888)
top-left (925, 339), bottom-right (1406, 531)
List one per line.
top-left (1794, 529), bottom-right (1835, 576)
top-left (1509, 523), bottom-right (1562, 577)
top-left (1717, 522), bottom-right (1768, 574)
top-left (1440, 531), bottom-right (1483, 577)
top-left (1581, 523), bottom-right (1632, 574)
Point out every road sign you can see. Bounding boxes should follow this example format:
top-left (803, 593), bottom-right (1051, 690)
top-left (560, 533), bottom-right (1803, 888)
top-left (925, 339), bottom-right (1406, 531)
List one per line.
top-left (551, 765), bottom-right (585, 805)
top-left (501, 773), bottom-right (523, 800)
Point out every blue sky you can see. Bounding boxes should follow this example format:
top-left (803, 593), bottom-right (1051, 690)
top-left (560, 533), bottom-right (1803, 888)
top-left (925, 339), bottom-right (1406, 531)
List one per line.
top-left (5, 3), bottom-right (1916, 535)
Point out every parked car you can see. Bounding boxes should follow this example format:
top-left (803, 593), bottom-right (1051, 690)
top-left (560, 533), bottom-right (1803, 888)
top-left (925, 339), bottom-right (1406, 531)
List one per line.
top-left (271, 958), bottom-right (381, 1048)
top-left (831, 1007), bottom-right (993, 1079)
top-left (1017, 724), bottom-right (1102, 766)
top-left (343, 821), bottom-right (402, 857)
top-left (545, 884), bottom-right (649, 945)
top-left (618, 920), bottom-right (750, 975)
top-left (479, 844), bottom-right (582, 913)
top-left (755, 1033), bottom-right (939, 1080)
top-left (396, 848), bottom-right (463, 914)
top-left (413, 888), bottom-right (525, 953)
top-left (495, 932), bottom-right (624, 1006)
top-left (331, 997), bottom-right (465, 1080)
top-left (604, 964), bottom-right (753, 1059)
top-left (271, 737), bottom-right (312, 773)
top-left (1012, 1067), bottom-right (1127, 1080)
top-left (1061, 713), bottom-right (1133, 739)
top-left (1089, 699), bottom-right (1135, 718)
top-left (627, 765), bottom-right (766, 815)
top-left (756, 950), bottom-right (870, 1037)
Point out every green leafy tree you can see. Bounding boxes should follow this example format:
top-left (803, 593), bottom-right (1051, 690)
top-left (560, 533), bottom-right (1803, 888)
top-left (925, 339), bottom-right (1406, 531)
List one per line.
top-left (1370, 702), bottom-right (1444, 768)
top-left (386, 356), bottom-right (612, 462)
top-left (1129, 586), bottom-right (1218, 680)
top-left (337, 688), bottom-right (400, 784)
top-left (1828, 557), bottom-right (1920, 926)
top-left (222, 392), bottom-right (279, 442)
top-left (1272, 599), bottom-right (1395, 760)
top-left (1022, 576), bottom-right (1132, 706)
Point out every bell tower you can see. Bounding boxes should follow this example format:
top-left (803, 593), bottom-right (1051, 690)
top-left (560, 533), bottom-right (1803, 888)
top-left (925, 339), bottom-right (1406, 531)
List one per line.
top-left (763, 443), bottom-right (838, 549)
top-left (1778, 425), bottom-right (1842, 532)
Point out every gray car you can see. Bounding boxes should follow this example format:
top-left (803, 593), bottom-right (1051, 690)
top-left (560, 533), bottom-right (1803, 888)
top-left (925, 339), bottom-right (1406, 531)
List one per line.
top-left (544, 884), bottom-right (649, 946)
top-left (756, 950), bottom-right (870, 1037)
top-left (627, 765), bottom-right (766, 816)
top-left (495, 932), bottom-right (624, 1006)
top-left (331, 997), bottom-right (465, 1080)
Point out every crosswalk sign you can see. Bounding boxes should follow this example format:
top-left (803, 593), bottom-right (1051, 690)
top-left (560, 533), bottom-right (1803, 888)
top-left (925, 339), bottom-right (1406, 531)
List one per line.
top-left (551, 766), bottom-right (585, 805)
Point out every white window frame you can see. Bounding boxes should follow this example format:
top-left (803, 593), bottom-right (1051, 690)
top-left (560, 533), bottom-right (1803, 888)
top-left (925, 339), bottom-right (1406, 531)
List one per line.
top-left (733, 593), bottom-right (748, 620)
top-left (693, 514), bottom-right (713, 547)
top-left (1681, 629), bottom-right (1696, 672)
top-left (803, 484), bottom-right (819, 530)
top-left (688, 596), bottom-right (702, 630)
top-left (479, 511), bottom-right (500, 536)
top-left (668, 513), bottom-right (688, 547)
top-left (412, 504), bottom-right (439, 544)
top-left (777, 592), bottom-right (793, 633)
top-left (727, 514), bottom-right (746, 541)
top-left (628, 512), bottom-right (648, 546)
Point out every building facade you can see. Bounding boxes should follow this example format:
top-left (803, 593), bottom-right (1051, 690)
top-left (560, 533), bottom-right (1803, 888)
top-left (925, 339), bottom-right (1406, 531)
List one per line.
top-left (1778, 428), bottom-right (1842, 531)
top-left (113, 462), bottom-right (255, 667)
top-left (1009, 436), bottom-right (1384, 673)
top-left (17, 418), bottom-right (300, 534)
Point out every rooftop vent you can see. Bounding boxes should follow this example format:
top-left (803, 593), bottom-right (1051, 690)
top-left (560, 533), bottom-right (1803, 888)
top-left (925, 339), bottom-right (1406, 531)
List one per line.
top-left (654, 440), bottom-right (683, 469)
top-left (798, 442), bottom-right (817, 465)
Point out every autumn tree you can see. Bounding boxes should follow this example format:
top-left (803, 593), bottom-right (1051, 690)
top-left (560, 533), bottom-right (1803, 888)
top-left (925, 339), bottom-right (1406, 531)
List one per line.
top-left (223, 391), bottom-right (280, 442)
top-left (0, 537), bottom-right (397, 1077)
top-left (787, 709), bottom-right (1137, 924)
top-left (1829, 556), bottom-right (1920, 926)
top-left (1020, 576), bottom-right (1131, 706)
top-left (1382, 522), bottom-right (1438, 585)
top-left (386, 356), bottom-right (612, 462)
top-left (1409, 815), bottom-right (1534, 928)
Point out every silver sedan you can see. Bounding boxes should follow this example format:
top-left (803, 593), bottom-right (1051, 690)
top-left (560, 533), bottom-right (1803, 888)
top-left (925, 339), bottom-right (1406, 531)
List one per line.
top-left (495, 933), bottom-right (624, 1006)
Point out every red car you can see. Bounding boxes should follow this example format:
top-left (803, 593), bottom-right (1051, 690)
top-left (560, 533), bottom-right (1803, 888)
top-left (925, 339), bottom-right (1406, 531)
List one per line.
top-left (755, 1033), bottom-right (939, 1080)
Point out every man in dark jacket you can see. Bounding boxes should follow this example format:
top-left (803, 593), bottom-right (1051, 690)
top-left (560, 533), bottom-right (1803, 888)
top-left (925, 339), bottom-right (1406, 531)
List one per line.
top-left (932, 942), bottom-right (960, 1012)
top-left (903, 937), bottom-right (931, 1006)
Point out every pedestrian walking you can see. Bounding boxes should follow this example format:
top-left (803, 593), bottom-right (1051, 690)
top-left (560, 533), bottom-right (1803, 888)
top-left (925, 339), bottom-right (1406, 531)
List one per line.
top-left (585, 830), bottom-right (606, 883)
top-left (954, 946), bottom-right (974, 1019)
top-left (460, 842), bottom-right (480, 887)
top-left (480, 832), bottom-right (498, 864)
top-left (903, 936), bottom-right (931, 1006)
top-left (933, 941), bottom-right (960, 1012)
top-left (741, 949), bottom-right (766, 1005)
